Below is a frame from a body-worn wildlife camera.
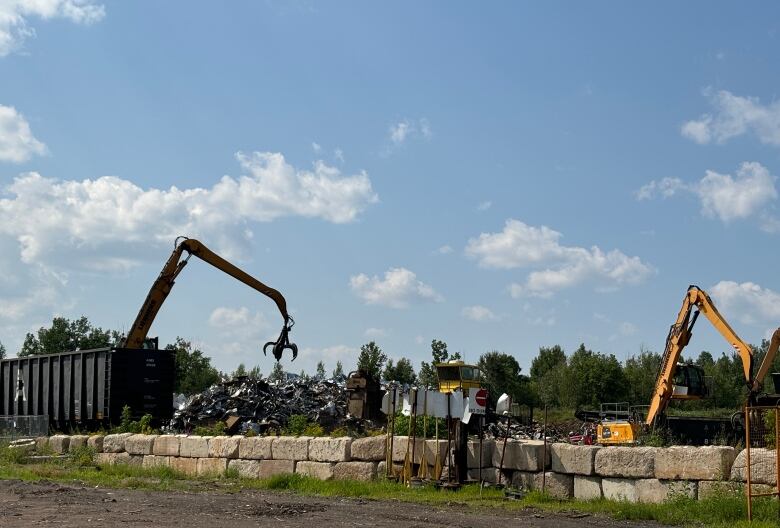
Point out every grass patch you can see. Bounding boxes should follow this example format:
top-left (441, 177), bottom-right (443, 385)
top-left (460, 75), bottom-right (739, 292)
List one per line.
top-left (0, 447), bottom-right (776, 528)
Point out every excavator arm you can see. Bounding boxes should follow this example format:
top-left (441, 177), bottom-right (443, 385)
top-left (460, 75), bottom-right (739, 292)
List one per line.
top-left (645, 285), bottom-right (753, 426)
top-left (123, 237), bottom-right (297, 361)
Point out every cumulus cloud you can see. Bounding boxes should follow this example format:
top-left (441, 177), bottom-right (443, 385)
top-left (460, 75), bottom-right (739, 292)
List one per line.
top-left (387, 118), bottom-right (432, 146)
top-left (209, 306), bottom-right (269, 331)
top-left (435, 245), bottom-right (453, 255)
top-left (364, 327), bottom-right (387, 338)
top-left (465, 219), bottom-right (653, 298)
top-left (0, 151), bottom-right (377, 268)
top-left (636, 162), bottom-right (778, 226)
top-left (0, 105), bottom-right (47, 163)
top-left (682, 89), bottom-right (780, 146)
top-left (0, 0), bottom-right (105, 57)
top-left (709, 281), bottom-right (780, 327)
top-left (461, 305), bottom-right (497, 321)
top-left (350, 267), bottom-right (443, 308)
top-left (476, 200), bottom-right (492, 211)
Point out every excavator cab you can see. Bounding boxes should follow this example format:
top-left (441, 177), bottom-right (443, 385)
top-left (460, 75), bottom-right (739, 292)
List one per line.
top-left (671, 363), bottom-right (708, 399)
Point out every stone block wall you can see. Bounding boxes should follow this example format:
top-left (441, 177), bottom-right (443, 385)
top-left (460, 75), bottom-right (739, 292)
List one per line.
top-left (36, 434), bottom-right (757, 504)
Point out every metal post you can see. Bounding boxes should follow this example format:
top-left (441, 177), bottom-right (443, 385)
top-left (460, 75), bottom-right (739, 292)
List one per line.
top-left (410, 388), bottom-right (418, 481)
top-left (776, 407), bottom-right (779, 509)
top-left (478, 416), bottom-right (483, 487)
top-left (387, 385), bottom-right (396, 478)
top-left (542, 405), bottom-right (548, 494)
top-left (498, 396), bottom-right (512, 486)
top-left (446, 394), bottom-right (452, 482)
top-left (746, 405), bottom-right (752, 522)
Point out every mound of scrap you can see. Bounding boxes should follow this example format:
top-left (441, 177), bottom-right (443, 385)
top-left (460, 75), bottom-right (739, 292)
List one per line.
top-left (170, 376), bottom-right (348, 434)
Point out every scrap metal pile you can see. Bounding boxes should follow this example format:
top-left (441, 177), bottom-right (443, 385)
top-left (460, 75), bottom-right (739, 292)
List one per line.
top-left (486, 419), bottom-right (592, 443)
top-left (170, 376), bottom-right (349, 434)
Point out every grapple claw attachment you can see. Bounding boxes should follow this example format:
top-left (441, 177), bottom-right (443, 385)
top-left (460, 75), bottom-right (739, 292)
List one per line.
top-left (262, 318), bottom-right (297, 362)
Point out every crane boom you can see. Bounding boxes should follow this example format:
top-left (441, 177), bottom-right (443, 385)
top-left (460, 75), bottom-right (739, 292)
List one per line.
top-left (123, 237), bottom-right (296, 361)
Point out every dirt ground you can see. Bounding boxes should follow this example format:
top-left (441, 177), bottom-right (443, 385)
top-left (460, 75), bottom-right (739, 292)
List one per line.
top-left (0, 479), bottom-right (661, 528)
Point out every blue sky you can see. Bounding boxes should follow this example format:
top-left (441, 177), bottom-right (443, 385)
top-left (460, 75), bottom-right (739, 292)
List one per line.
top-left (1, 1), bottom-right (780, 375)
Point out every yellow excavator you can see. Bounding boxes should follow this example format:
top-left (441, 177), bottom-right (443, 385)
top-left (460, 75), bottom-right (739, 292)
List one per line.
top-left (123, 236), bottom-right (297, 361)
top-left (597, 285), bottom-right (780, 445)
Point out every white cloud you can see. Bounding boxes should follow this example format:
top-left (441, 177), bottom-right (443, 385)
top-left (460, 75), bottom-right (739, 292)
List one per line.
top-left (466, 219), bottom-right (653, 298)
top-left (476, 200), bottom-right (492, 211)
top-left (637, 162), bottom-right (778, 225)
top-left (350, 267), bottom-right (443, 308)
top-left (388, 118), bottom-right (432, 146)
top-left (298, 344), bottom-right (359, 373)
top-left (682, 89), bottom-right (780, 146)
top-left (311, 142), bottom-right (322, 153)
top-left (461, 305), bottom-right (497, 322)
top-left (435, 245), bottom-right (453, 255)
top-left (209, 306), bottom-right (268, 331)
top-left (709, 281), bottom-right (780, 327)
top-left (364, 327), bottom-right (387, 338)
top-left (0, 151), bottom-right (377, 269)
top-left (0, 0), bottom-right (105, 57)
top-left (334, 148), bottom-right (344, 163)
top-left (0, 105), bottom-right (47, 163)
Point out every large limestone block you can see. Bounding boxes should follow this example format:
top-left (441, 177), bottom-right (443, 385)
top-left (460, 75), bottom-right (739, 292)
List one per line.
top-left (87, 435), bottom-right (104, 453)
top-left (68, 435), bottom-right (89, 450)
top-left (467, 439), bottom-right (494, 468)
top-left (49, 435), bottom-right (70, 454)
top-left (511, 471), bottom-right (535, 490)
top-left (595, 447), bottom-right (655, 478)
top-left (239, 436), bottom-right (273, 460)
top-left (103, 433), bottom-right (133, 453)
top-left (426, 439), bottom-right (448, 466)
top-left (171, 456), bottom-right (198, 476)
top-left (180, 436), bottom-right (210, 458)
top-left (468, 467), bottom-right (501, 484)
top-left (296, 461), bottom-right (335, 480)
top-left (208, 436), bottom-right (240, 459)
top-left (309, 437), bottom-right (351, 462)
top-left (228, 459), bottom-right (262, 478)
top-left (351, 436), bottom-right (386, 461)
top-left (153, 435), bottom-right (180, 456)
top-left (493, 439), bottom-right (549, 471)
top-left (602, 477), bottom-right (638, 502)
top-left (197, 457), bottom-right (228, 476)
top-left (654, 446), bottom-right (735, 481)
top-left (634, 479), bottom-right (696, 503)
top-left (697, 480), bottom-right (767, 499)
top-left (35, 437), bottom-right (49, 453)
top-left (125, 434), bottom-right (158, 455)
top-left (258, 459), bottom-right (296, 478)
top-left (96, 452), bottom-right (141, 467)
top-left (333, 461), bottom-right (377, 481)
top-left (377, 461), bottom-right (404, 479)
top-left (272, 436), bottom-right (311, 460)
top-left (142, 455), bottom-right (171, 469)
top-left (574, 475), bottom-right (602, 500)
top-left (731, 448), bottom-right (777, 485)
top-left (536, 472), bottom-right (574, 500)
top-left (551, 443), bottom-right (600, 475)
top-left (391, 436), bottom-right (425, 463)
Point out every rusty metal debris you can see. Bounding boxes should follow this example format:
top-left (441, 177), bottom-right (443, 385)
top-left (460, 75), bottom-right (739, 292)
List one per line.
top-left (169, 376), bottom-right (349, 433)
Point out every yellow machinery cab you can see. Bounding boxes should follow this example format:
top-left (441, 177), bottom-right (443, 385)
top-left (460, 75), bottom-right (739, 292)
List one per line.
top-left (596, 402), bottom-right (640, 445)
top-left (435, 361), bottom-right (482, 395)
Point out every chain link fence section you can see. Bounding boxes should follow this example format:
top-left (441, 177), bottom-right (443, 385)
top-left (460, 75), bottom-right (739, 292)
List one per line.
top-left (744, 406), bottom-right (779, 521)
top-left (0, 415), bottom-right (49, 440)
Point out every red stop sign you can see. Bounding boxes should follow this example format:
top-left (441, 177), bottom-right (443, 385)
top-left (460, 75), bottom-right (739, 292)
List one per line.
top-left (474, 388), bottom-right (488, 408)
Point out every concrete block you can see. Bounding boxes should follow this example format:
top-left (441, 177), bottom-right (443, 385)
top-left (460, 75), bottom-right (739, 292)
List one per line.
top-left (153, 435), bottom-right (180, 457)
top-left (635, 479), bottom-right (697, 503)
top-left (698, 480), bottom-right (743, 499)
top-left (595, 447), bottom-right (655, 478)
top-left (228, 459), bottom-right (262, 478)
top-left (351, 436), bottom-right (387, 461)
top-left (602, 477), bottom-right (637, 502)
top-left (333, 461), bottom-right (377, 481)
top-left (309, 437), bottom-right (351, 462)
top-left (296, 461), bottom-right (335, 480)
top-left (551, 443), bottom-right (600, 475)
top-left (654, 446), bottom-right (735, 481)
top-left (208, 436), bottom-right (240, 459)
top-left (95, 452), bottom-right (141, 467)
top-left (376, 461), bottom-right (404, 479)
top-left (468, 467), bottom-right (501, 484)
top-left (171, 456), bottom-right (198, 476)
top-left (49, 435), bottom-right (70, 454)
top-left (493, 439), bottom-right (549, 471)
top-left (68, 435), bottom-right (89, 451)
top-left (35, 436), bottom-right (49, 453)
top-left (426, 439), bottom-right (448, 466)
top-left (197, 457), bottom-right (228, 476)
top-left (536, 472), bottom-right (574, 500)
top-left (103, 433), bottom-right (133, 453)
top-left (125, 434), bottom-right (158, 455)
top-left (272, 436), bottom-right (311, 460)
top-left (730, 448), bottom-right (777, 485)
top-left (180, 436), bottom-right (210, 458)
top-left (258, 459), bottom-right (296, 478)
top-left (239, 436), bottom-right (273, 460)
top-left (574, 475), bottom-right (602, 500)
top-left (467, 439), bottom-right (494, 468)
top-left (391, 436), bottom-right (425, 463)
top-left (87, 435), bottom-right (104, 452)
top-left (142, 455), bottom-right (171, 469)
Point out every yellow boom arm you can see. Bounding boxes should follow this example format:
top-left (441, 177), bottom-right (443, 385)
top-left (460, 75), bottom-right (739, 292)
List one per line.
top-left (123, 237), bottom-right (296, 361)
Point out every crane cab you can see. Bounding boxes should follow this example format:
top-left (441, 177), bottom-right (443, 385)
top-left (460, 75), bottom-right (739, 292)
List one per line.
top-left (671, 363), bottom-right (708, 399)
top-left (435, 361), bottom-right (482, 394)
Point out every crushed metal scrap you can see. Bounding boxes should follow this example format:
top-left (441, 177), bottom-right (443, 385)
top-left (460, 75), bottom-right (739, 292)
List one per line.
top-left (170, 376), bottom-right (349, 433)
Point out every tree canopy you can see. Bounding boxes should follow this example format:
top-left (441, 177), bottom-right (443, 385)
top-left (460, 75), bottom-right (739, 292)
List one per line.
top-left (357, 341), bottom-right (387, 380)
top-left (19, 316), bottom-right (118, 356)
top-left (166, 337), bottom-right (219, 395)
